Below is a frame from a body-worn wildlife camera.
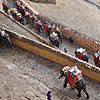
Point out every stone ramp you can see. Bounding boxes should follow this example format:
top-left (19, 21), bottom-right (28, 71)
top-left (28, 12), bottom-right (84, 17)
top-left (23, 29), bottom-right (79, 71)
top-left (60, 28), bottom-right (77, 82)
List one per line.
top-left (0, 57), bottom-right (60, 100)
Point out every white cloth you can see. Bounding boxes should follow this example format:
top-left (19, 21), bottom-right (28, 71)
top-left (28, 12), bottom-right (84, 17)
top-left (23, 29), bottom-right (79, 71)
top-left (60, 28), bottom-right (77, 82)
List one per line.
top-left (95, 53), bottom-right (99, 58)
top-left (0, 30), bottom-right (6, 37)
top-left (77, 48), bottom-right (85, 53)
top-left (25, 11), bottom-right (28, 16)
top-left (62, 66), bottom-right (70, 75)
top-left (69, 66), bottom-right (81, 75)
top-left (50, 32), bottom-right (57, 38)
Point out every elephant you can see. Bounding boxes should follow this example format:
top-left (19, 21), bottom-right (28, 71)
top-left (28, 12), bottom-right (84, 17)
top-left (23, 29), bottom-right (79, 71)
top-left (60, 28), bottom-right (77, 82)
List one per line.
top-left (59, 65), bottom-right (89, 99)
top-left (49, 33), bottom-right (60, 47)
top-left (94, 50), bottom-right (100, 67)
top-left (96, 56), bottom-right (100, 67)
top-left (0, 30), bottom-right (12, 48)
top-left (55, 29), bottom-right (62, 43)
top-left (24, 11), bottom-right (30, 24)
top-left (38, 24), bottom-right (45, 34)
top-left (18, 16), bottom-right (24, 25)
top-left (75, 48), bottom-right (88, 62)
top-left (2, 3), bottom-right (9, 14)
top-left (10, 8), bottom-right (18, 19)
top-left (37, 22), bottom-right (45, 34)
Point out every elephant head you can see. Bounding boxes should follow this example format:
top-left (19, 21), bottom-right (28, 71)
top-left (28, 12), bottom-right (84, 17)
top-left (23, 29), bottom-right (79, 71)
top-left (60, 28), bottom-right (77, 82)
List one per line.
top-left (59, 64), bottom-right (70, 79)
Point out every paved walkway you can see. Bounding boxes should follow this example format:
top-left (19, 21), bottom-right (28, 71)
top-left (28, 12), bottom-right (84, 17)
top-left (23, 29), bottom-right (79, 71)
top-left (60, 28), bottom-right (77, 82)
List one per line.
top-left (0, 56), bottom-right (60, 100)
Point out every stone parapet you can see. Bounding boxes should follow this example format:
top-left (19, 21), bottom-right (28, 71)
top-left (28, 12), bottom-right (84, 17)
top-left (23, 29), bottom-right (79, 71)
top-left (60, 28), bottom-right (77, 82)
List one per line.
top-left (5, 28), bottom-right (100, 82)
top-left (29, 0), bottom-right (56, 4)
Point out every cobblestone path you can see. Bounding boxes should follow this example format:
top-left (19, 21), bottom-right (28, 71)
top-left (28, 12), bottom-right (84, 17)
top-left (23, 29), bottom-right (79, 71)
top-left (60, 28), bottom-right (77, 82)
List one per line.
top-left (0, 45), bottom-right (100, 100)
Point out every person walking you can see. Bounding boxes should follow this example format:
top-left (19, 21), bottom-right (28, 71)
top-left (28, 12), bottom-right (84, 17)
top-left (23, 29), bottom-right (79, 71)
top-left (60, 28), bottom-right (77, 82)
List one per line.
top-left (47, 91), bottom-right (52, 100)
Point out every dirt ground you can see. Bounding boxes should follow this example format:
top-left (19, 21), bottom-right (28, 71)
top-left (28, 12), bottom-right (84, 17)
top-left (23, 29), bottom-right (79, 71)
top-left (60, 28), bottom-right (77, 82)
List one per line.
top-left (25, 0), bottom-right (100, 41)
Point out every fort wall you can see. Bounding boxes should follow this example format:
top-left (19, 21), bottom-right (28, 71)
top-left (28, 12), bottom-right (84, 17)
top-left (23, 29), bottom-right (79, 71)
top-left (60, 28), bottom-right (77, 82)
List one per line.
top-left (29, 0), bottom-right (56, 4)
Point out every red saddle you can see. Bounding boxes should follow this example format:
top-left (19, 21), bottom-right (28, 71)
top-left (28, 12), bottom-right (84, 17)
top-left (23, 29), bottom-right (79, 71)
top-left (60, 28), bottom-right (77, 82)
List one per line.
top-left (67, 71), bottom-right (83, 88)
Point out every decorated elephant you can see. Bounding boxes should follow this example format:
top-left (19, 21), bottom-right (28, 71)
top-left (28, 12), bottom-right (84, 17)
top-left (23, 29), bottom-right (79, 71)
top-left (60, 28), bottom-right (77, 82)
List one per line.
top-left (49, 32), bottom-right (60, 47)
top-left (55, 26), bottom-right (62, 43)
top-left (24, 10), bottom-right (31, 24)
top-left (0, 28), bottom-right (12, 48)
top-left (97, 56), bottom-right (100, 67)
top-left (94, 50), bottom-right (100, 67)
top-left (75, 48), bottom-right (88, 62)
top-left (37, 20), bottom-right (45, 34)
top-left (2, 1), bottom-right (9, 14)
top-left (10, 8), bottom-right (18, 19)
top-left (16, 13), bottom-right (24, 25)
top-left (59, 64), bottom-right (89, 99)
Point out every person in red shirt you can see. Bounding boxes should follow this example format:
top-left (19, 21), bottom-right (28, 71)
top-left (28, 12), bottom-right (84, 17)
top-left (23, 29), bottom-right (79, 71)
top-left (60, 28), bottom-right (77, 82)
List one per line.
top-left (94, 50), bottom-right (100, 65)
top-left (44, 21), bottom-right (48, 34)
top-left (64, 48), bottom-right (67, 53)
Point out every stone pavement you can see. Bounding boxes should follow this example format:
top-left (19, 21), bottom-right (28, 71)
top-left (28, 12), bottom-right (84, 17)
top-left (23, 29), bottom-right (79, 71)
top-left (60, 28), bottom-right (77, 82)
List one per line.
top-left (0, 56), bottom-right (61, 100)
top-left (0, 45), bottom-right (100, 100)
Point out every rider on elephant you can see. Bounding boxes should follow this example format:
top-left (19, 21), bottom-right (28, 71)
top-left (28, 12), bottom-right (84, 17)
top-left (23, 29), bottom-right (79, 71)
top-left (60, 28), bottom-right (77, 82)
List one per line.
top-left (19, 3), bottom-right (23, 13)
top-left (34, 19), bottom-right (38, 30)
top-left (10, 8), bottom-right (18, 19)
top-left (25, 9), bottom-right (31, 24)
top-left (94, 50), bottom-right (100, 66)
top-left (55, 26), bottom-right (62, 42)
top-left (29, 13), bottom-right (35, 25)
top-left (47, 23), bottom-right (52, 35)
top-left (0, 28), bottom-right (12, 47)
top-left (44, 21), bottom-right (48, 34)
top-left (50, 32), bottom-right (58, 40)
top-left (37, 20), bottom-right (44, 33)
top-left (49, 31), bottom-right (60, 47)
top-left (16, 12), bottom-right (24, 24)
top-left (2, 0), bottom-right (7, 5)
top-left (2, 0), bottom-right (9, 14)
top-left (51, 24), bottom-right (56, 33)
top-left (21, 5), bottom-right (26, 16)
top-left (16, 1), bottom-right (20, 12)
top-left (75, 48), bottom-right (88, 62)
top-left (19, 3), bottom-right (25, 16)
top-left (15, 1), bottom-right (18, 8)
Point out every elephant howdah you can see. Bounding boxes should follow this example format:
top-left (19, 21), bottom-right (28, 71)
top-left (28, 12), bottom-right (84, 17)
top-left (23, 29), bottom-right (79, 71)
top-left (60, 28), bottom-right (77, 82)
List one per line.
top-left (94, 50), bottom-right (100, 67)
top-left (75, 48), bottom-right (89, 62)
top-left (59, 64), bottom-right (89, 99)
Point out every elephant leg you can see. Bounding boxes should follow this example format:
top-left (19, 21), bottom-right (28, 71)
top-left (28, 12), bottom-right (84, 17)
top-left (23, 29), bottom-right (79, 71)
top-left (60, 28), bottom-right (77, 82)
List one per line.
top-left (6, 37), bottom-right (12, 48)
top-left (55, 40), bottom-right (59, 47)
top-left (63, 77), bottom-right (68, 88)
top-left (83, 86), bottom-right (89, 99)
top-left (77, 90), bottom-right (81, 97)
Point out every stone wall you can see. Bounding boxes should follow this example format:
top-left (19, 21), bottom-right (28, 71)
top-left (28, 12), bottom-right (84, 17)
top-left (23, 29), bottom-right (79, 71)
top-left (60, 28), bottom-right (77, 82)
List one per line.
top-left (5, 28), bottom-right (100, 82)
top-left (19, 0), bottom-right (100, 52)
top-left (29, 0), bottom-right (56, 4)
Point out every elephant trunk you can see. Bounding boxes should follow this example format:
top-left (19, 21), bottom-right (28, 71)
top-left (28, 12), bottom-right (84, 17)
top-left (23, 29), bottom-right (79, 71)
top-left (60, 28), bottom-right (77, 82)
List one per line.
top-left (58, 73), bottom-right (64, 79)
